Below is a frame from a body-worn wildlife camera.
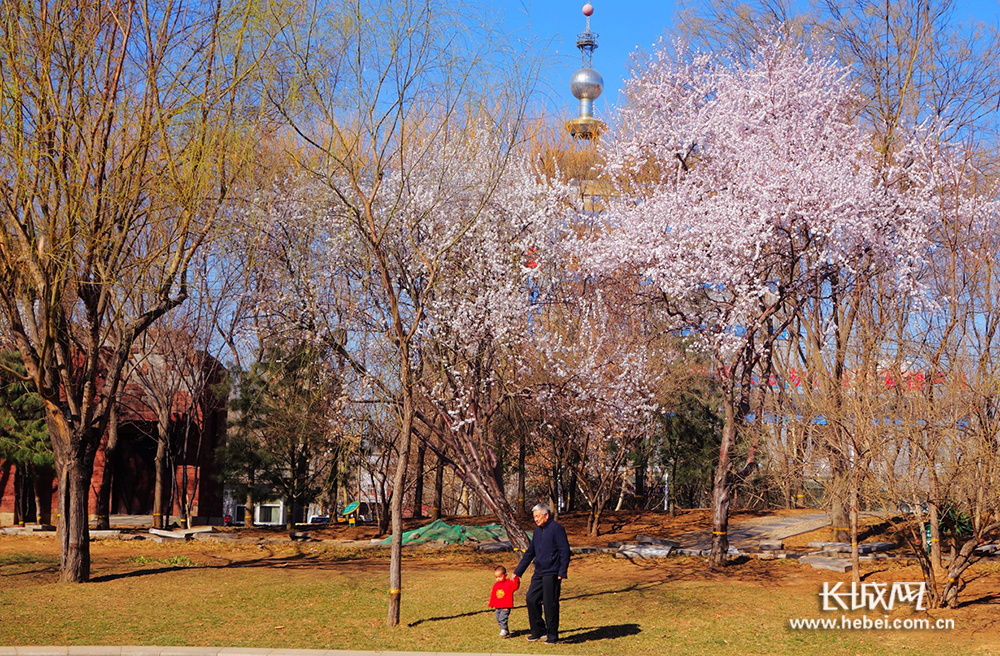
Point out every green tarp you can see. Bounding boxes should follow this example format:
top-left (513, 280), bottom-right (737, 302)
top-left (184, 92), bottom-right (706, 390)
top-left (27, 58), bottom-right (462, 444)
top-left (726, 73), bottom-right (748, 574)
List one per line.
top-left (380, 519), bottom-right (508, 546)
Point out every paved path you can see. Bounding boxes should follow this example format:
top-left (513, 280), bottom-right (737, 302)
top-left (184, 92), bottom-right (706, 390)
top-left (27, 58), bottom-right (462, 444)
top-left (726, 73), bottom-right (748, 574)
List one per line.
top-left (672, 512), bottom-right (830, 550)
top-left (0, 648), bottom-right (564, 656)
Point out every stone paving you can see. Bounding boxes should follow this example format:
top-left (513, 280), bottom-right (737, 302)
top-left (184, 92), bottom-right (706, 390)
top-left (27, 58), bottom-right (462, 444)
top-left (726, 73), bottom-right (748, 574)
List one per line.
top-left (671, 512), bottom-right (831, 551)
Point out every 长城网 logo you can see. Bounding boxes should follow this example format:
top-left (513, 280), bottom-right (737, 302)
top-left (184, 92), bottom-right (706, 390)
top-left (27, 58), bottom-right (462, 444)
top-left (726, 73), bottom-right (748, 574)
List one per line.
top-left (788, 581), bottom-right (952, 631)
top-left (819, 582), bottom-right (927, 611)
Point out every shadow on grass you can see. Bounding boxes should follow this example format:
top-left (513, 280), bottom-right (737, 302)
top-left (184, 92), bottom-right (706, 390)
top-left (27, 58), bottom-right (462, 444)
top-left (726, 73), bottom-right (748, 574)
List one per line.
top-left (953, 571), bottom-right (1000, 608)
top-left (956, 594), bottom-right (1000, 608)
top-left (1, 554), bottom-right (61, 579)
top-left (90, 547), bottom-right (347, 583)
top-left (407, 581), bottom-right (665, 627)
top-left (1, 564), bottom-right (60, 578)
top-left (90, 565), bottom-right (198, 583)
top-left (407, 607), bottom-right (495, 626)
top-left (957, 593), bottom-right (1000, 608)
top-left (488, 624), bottom-right (641, 644)
top-left (559, 623), bottom-right (641, 643)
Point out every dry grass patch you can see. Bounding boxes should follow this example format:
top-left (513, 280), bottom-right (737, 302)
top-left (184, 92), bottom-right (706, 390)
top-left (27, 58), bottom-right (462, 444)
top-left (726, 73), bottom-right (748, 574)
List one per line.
top-left (2, 528), bottom-right (1000, 655)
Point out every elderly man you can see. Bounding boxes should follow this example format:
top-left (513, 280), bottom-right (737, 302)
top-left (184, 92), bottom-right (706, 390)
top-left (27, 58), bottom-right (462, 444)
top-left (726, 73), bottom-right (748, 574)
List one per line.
top-left (512, 503), bottom-right (571, 644)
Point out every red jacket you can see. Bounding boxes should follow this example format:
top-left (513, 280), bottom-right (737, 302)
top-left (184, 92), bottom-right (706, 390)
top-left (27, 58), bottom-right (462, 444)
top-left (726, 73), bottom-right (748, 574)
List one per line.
top-left (489, 577), bottom-right (520, 609)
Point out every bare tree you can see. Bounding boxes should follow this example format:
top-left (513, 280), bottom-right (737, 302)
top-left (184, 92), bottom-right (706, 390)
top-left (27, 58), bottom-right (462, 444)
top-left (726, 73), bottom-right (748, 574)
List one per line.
top-left (0, 0), bottom-right (260, 581)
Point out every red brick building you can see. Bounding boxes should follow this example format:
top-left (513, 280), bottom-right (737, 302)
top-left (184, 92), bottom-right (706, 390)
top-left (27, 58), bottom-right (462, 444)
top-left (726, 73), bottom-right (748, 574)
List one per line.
top-left (0, 349), bottom-right (227, 526)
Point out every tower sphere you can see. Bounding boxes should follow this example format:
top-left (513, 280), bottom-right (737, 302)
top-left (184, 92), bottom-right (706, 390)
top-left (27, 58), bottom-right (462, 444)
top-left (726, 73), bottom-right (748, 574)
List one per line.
top-left (570, 67), bottom-right (603, 100)
top-left (582, 3), bottom-right (594, 16)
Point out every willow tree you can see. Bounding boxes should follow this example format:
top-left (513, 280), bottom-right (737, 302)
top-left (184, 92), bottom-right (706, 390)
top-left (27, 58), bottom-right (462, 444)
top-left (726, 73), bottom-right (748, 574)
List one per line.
top-left (0, 0), bottom-right (260, 582)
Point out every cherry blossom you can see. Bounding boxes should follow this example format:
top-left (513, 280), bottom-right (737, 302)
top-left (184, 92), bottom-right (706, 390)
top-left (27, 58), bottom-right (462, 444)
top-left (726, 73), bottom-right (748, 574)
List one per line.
top-left (583, 36), bottom-right (942, 563)
top-left (239, 122), bottom-right (575, 549)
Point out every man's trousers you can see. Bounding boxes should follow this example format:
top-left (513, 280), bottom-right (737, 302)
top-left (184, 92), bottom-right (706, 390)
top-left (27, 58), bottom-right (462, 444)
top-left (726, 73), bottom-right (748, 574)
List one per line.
top-left (525, 574), bottom-right (561, 641)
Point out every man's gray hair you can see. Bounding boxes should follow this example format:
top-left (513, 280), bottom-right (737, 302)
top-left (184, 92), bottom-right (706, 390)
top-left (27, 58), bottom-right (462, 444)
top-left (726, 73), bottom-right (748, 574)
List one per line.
top-left (532, 503), bottom-right (551, 516)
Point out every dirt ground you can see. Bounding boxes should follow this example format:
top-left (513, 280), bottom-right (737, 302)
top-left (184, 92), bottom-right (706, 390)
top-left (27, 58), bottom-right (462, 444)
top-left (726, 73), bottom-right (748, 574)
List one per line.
top-left (225, 507), bottom-right (792, 545)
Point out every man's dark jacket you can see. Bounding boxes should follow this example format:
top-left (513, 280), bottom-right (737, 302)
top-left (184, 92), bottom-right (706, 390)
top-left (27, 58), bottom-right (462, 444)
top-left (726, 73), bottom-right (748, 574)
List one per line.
top-left (514, 517), bottom-right (570, 579)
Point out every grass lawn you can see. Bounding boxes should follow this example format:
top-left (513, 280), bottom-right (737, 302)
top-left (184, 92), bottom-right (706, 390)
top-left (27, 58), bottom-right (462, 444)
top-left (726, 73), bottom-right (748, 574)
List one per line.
top-left (2, 530), bottom-right (999, 655)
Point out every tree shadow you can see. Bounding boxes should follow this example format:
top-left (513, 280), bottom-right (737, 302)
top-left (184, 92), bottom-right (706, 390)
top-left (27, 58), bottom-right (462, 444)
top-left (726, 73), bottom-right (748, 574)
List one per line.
top-left (89, 545), bottom-right (359, 583)
top-left (91, 565), bottom-right (192, 582)
top-left (858, 520), bottom-right (894, 542)
top-left (957, 593), bottom-right (1000, 608)
top-left (558, 623), bottom-right (641, 644)
top-left (408, 607), bottom-right (495, 627)
top-left (563, 580), bottom-right (668, 601)
top-left (1, 564), bottom-right (60, 578)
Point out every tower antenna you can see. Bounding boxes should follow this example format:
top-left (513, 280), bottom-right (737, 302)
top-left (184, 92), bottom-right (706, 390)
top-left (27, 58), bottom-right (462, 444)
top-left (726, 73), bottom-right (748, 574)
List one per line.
top-left (566, 2), bottom-right (604, 140)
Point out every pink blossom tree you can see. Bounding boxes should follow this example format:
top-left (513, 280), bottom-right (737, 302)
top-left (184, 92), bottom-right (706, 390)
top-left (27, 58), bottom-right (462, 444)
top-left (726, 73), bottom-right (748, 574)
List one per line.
top-left (586, 37), bottom-right (936, 565)
top-left (530, 289), bottom-right (660, 536)
top-left (239, 121), bottom-right (571, 619)
top-left (414, 158), bottom-right (572, 551)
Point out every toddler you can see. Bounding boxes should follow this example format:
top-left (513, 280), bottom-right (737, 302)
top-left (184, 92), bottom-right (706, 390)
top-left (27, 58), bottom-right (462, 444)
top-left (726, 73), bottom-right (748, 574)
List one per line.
top-left (488, 565), bottom-right (520, 638)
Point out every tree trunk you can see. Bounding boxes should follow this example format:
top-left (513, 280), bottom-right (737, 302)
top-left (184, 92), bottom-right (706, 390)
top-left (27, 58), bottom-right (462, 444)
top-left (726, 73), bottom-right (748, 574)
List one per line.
top-left (33, 471), bottom-right (50, 525)
top-left (387, 385), bottom-right (415, 628)
top-left (95, 405), bottom-right (120, 530)
top-left (412, 440), bottom-right (426, 519)
top-left (447, 439), bottom-right (531, 552)
top-left (548, 451), bottom-right (560, 520)
top-left (709, 397), bottom-right (736, 567)
top-left (153, 414), bottom-right (170, 529)
top-left (328, 455), bottom-right (340, 516)
top-left (517, 434), bottom-right (526, 518)
top-left (929, 496), bottom-right (943, 574)
top-left (431, 452), bottom-right (444, 521)
top-left (850, 482), bottom-right (860, 584)
top-left (46, 406), bottom-right (100, 584)
top-left (589, 507), bottom-right (602, 537)
top-left (14, 466), bottom-right (25, 526)
top-left (378, 493), bottom-right (391, 534)
top-left (939, 523), bottom-right (1000, 608)
top-left (791, 426), bottom-right (805, 509)
top-left (829, 452), bottom-right (850, 544)
top-left (179, 466), bottom-right (191, 528)
top-left (490, 502), bottom-right (530, 552)
top-left (459, 484), bottom-right (469, 515)
top-left (614, 471), bottom-right (627, 511)
top-left (634, 457), bottom-right (646, 509)
top-left (56, 454), bottom-right (95, 583)
top-left (669, 458), bottom-right (678, 515)
top-left (566, 468), bottom-right (577, 512)
top-left (177, 417), bottom-right (201, 529)
top-left (244, 489), bottom-right (255, 528)
top-left (470, 475), bottom-right (530, 551)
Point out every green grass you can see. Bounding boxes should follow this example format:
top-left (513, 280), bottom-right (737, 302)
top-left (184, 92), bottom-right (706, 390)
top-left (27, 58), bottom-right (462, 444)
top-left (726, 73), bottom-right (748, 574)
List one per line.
top-left (0, 541), bottom-right (993, 656)
top-left (0, 551), bottom-right (59, 576)
top-left (124, 555), bottom-right (196, 567)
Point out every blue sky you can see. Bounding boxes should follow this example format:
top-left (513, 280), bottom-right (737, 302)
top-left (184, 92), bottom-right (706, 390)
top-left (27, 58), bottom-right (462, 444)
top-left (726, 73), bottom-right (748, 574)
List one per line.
top-left (496, 0), bottom-right (679, 118)
top-left (494, 0), bottom-right (1000, 122)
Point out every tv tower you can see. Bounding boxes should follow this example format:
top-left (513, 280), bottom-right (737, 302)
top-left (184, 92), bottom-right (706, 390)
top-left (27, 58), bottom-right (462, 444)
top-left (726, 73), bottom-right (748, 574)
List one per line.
top-left (565, 2), bottom-right (604, 139)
